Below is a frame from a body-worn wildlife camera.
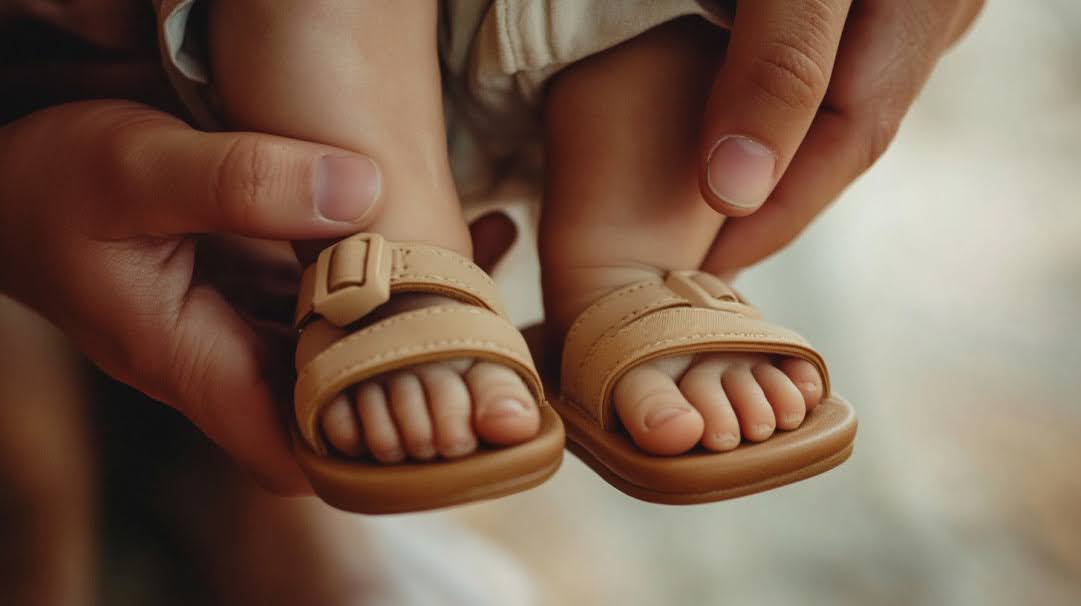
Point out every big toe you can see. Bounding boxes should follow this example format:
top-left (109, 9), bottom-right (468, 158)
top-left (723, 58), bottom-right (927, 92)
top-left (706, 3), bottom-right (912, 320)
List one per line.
top-left (467, 362), bottom-right (540, 446)
top-left (614, 363), bottom-right (704, 456)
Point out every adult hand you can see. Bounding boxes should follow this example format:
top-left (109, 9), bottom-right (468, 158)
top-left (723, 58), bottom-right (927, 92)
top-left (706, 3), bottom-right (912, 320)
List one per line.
top-left (0, 100), bottom-right (385, 493)
top-left (698, 0), bottom-right (984, 274)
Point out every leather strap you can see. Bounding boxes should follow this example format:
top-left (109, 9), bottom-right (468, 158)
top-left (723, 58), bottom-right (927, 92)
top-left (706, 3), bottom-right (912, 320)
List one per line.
top-left (296, 305), bottom-right (543, 454)
top-left (560, 270), bottom-right (830, 430)
top-left (292, 234), bottom-right (541, 455)
top-left (294, 233), bottom-right (506, 329)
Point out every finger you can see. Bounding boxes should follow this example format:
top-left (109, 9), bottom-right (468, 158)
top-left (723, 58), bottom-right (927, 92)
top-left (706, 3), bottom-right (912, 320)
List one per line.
top-left (702, 0), bottom-right (957, 274)
top-left (123, 107), bottom-right (383, 238)
top-left (32, 101), bottom-right (383, 240)
top-left (699, 0), bottom-right (851, 215)
top-left (152, 281), bottom-right (310, 495)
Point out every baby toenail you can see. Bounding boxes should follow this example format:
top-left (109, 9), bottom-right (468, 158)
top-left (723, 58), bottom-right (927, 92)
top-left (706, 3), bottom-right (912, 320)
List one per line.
top-left (800, 382), bottom-right (819, 393)
top-left (483, 398), bottom-right (528, 418)
top-left (714, 433), bottom-right (740, 449)
top-left (783, 413), bottom-right (804, 426)
top-left (645, 407), bottom-right (689, 429)
top-left (754, 423), bottom-right (774, 436)
top-left (443, 440), bottom-right (476, 458)
top-left (381, 447), bottom-right (405, 462)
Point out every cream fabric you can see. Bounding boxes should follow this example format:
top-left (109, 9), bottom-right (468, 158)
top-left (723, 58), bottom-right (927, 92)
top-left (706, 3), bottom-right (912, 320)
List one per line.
top-left (153, 0), bottom-right (732, 196)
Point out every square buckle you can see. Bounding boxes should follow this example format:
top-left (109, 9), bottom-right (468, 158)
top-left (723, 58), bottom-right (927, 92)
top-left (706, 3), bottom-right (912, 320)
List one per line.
top-left (664, 270), bottom-right (758, 317)
top-left (309, 233), bottom-right (393, 327)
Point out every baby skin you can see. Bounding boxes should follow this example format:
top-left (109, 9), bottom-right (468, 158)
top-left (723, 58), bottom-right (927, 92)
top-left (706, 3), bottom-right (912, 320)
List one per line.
top-left (209, 2), bottom-right (822, 462)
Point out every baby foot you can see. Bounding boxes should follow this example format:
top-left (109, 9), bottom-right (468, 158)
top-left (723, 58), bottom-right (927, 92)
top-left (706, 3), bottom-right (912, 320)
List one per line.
top-left (612, 352), bottom-right (823, 455)
top-left (305, 295), bottom-right (541, 462)
top-left (547, 268), bottom-right (823, 456)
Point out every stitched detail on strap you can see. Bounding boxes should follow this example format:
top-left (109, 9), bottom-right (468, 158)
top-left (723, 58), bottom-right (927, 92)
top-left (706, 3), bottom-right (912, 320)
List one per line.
top-left (295, 304), bottom-right (542, 453)
top-left (572, 295), bottom-right (684, 398)
top-left (563, 281), bottom-right (657, 347)
top-left (296, 306), bottom-right (478, 380)
top-left (316, 339), bottom-right (531, 388)
top-left (397, 272), bottom-right (489, 294)
top-left (589, 327), bottom-right (822, 428)
top-left (296, 236), bottom-right (505, 329)
top-left (400, 247), bottom-right (497, 288)
top-left (557, 271), bottom-right (828, 429)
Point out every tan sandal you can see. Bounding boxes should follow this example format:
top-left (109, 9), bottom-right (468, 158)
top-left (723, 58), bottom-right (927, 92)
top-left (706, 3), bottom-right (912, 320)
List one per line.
top-left (532, 269), bottom-right (856, 505)
top-left (291, 233), bottom-right (564, 514)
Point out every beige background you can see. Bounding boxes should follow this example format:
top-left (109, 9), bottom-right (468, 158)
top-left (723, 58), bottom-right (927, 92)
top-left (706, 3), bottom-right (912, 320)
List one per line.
top-left (444, 2), bottom-right (1081, 604)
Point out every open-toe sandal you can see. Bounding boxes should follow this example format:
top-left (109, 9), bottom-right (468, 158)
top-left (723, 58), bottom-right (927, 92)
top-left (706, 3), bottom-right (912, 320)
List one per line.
top-left (292, 233), bottom-right (564, 514)
top-left (529, 269), bottom-right (856, 505)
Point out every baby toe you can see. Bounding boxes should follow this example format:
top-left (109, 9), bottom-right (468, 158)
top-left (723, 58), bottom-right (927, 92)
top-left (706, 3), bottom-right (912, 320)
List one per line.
top-left (355, 382), bottom-right (405, 463)
top-left (416, 362), bottom-right (476, 459)
top-left (752, 362), bottom-right (807, 430)
top-left (387, 371), bottom-right (436, 461)
top-left (467, 362), bottom-right (540, 447)
top-left (679, 362), bottom-right (740, 452)
top-left (321, 392), bottom-right (366, 457)
top-left (778, 358), bottom-right (824, 411)
top-left (614, 363), bottom-right (704, 456)
top-left (722, 366), bottom-right (776, 442)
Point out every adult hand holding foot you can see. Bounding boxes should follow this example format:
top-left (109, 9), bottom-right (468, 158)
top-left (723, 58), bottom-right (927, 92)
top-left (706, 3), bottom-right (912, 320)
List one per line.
top-left (0, 100), bottom-right (383, 494)
top-left (699, 0), bottom-right (984, 272)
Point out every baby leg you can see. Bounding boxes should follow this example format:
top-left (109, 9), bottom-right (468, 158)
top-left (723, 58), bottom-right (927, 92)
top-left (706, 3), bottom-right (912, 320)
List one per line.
top-left (209, 0), bottom-right (539, 462)
top-left (540, 18), bottom-right (823, 455)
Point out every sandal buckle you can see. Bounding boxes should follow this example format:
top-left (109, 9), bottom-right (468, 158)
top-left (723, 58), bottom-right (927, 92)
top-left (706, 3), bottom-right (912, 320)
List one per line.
top-left (664, 270), bottom-right (758, 317)
top-left (310, 233), bottom-right (393, 327)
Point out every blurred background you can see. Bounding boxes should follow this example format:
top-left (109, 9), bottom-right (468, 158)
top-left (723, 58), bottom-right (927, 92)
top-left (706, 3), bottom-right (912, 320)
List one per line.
top-left (1, 1), bottom-right (1079, 605)
top-left (451, 1), bottom-right (1081, 604)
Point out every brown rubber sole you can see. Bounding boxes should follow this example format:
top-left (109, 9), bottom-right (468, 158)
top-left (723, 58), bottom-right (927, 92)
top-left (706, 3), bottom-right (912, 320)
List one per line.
top-left (292, 406), bottom-right (564, 515)
top-left (552, 392), bottom-right (856, 504)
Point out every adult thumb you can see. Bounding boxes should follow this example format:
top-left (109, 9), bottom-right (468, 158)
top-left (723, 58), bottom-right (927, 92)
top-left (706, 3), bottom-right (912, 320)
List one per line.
top-left (62, 101), bottom-right (384, 240)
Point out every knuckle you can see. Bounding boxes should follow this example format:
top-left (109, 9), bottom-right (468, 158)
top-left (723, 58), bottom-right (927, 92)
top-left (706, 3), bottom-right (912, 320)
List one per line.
top-left (96, 108), bottom-right (168, 197)
top-left (94, 103), bottom-right (172, 164)
top-left (214, 135), bottom-right (279, 230)
top-left (747, 36), bottom-right (831, 112)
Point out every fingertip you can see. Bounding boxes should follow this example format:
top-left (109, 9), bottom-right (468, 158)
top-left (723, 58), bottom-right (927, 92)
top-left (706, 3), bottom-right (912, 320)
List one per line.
top-left (315, 154), bottom-right (382, 224)
top-left (701, 134), bottom-right (776, 216)
top-left (198, 131), bottom-right (386, 240)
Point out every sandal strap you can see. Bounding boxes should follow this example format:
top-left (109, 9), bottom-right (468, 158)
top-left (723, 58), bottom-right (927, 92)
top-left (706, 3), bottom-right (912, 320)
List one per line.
top-left (294, 233), bottom-right (506, 329)
top-left (295, 305), bottom-right (543, 455)
top-left (561, 270), bottom-right (830, 430)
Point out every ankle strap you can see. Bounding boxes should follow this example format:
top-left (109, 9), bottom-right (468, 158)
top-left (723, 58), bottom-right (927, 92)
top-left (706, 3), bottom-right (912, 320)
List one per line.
top-left (294, 233), bottom-right (505, 329)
